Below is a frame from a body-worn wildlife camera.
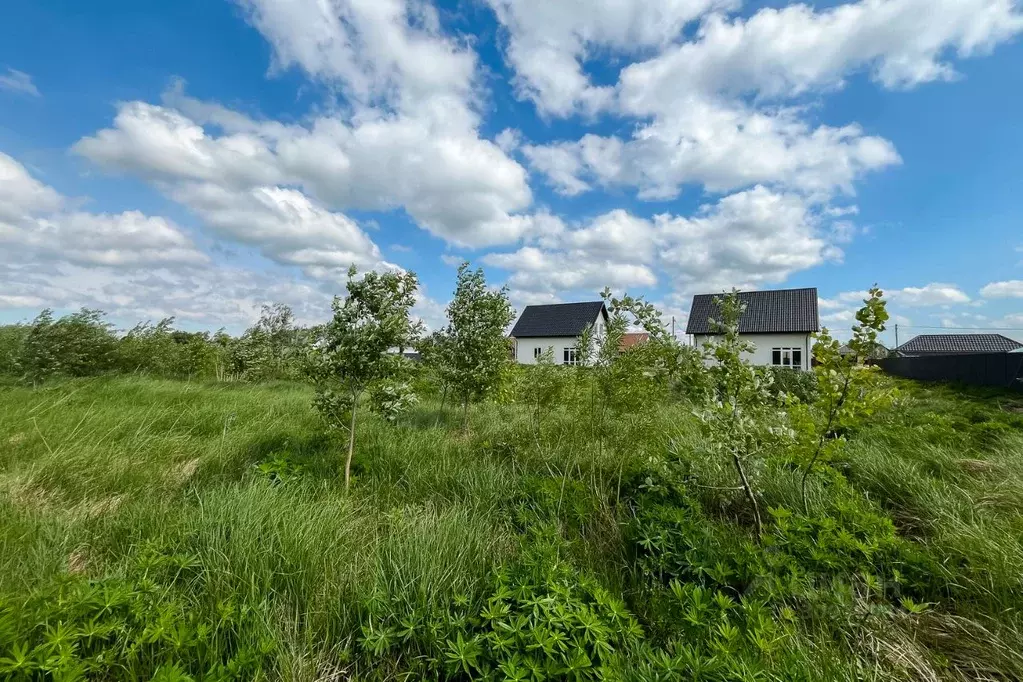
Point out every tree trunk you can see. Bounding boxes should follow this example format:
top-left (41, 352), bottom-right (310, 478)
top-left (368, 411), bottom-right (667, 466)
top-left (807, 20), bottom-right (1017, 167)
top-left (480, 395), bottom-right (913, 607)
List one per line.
top-left (344, 395), bottom-right (358, 491)
top-left (733, 450), bottom-right (762, 536)
top-left (801, 371), bottom-right (851, 513)
top-left (461, 395), bottom-right (470, 432)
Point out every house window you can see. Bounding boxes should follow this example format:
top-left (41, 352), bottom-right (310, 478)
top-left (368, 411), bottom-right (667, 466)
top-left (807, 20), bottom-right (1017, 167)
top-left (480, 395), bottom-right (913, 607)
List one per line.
top-left (771, 347), bottom-right (804, 370)
top-left (534, 347), bottom-right (543, 359)
top-left (563, 347), bottom-right (580, 365)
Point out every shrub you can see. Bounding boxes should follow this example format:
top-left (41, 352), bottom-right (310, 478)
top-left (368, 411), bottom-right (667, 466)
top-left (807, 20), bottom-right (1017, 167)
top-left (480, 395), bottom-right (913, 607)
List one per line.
top-left (768, 366), bottom-right (819, 403)
top-left (0, 548), bottom-right (274, 680)
top-left (18, 308), bottom-right (118, 383)
top-left (357, 528), bottom-right (644, 680)
top-left (0, 323), bottom-right (28, 377)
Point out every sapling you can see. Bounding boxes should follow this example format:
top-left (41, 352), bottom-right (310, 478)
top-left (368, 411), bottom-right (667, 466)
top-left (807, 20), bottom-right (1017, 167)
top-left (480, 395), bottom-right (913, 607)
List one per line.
top-left (576, 288), bottom-right (670, 459)
top-left (444, 262), bottom-right (515, 430)
top-left (417, 329), bottom-right (457, 417)
top-left (522, 346), bottom-right (565, 439)
top-left (799, 285), bottom-right (896, 511)
top-left (309, 266), bottom-right (422, 489)
top-left (700, 290), bottom-right (790, 535)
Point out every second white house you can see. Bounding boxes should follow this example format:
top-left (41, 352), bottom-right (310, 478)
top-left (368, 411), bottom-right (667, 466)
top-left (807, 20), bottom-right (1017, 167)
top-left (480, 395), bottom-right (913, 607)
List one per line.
top-left (686, 287), bottom-right (819, 371)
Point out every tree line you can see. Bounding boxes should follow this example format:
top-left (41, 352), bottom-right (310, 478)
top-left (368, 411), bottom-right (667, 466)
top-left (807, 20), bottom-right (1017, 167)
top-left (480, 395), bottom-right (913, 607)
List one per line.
top-left (0, 263), bottom-right (893, 516)
top-left (0, 303), bottom-right (312, 385)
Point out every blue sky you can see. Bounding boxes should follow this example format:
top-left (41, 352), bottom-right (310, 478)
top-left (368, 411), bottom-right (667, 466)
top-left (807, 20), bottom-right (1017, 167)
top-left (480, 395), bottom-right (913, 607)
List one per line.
top-left (2, 0), bottom-right (1023, 346)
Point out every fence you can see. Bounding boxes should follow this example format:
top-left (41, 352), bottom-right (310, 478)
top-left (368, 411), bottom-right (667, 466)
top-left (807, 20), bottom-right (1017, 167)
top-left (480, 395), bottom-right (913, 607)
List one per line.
top-left (878, 352), bottom-right (1023, 391)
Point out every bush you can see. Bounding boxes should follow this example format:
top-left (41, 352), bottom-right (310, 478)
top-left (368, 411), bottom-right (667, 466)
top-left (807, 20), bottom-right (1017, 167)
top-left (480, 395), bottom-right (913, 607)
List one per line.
top-left (0, 546), bottom-right (274, 681)
top-left (768, 367), bottom-right (819, 403)
top-left (0, 323), bottom-right (28, 377)
top-left (17, 308), bottom-right (118, 383)
top-left (357, 528), bottom-right (644, 680)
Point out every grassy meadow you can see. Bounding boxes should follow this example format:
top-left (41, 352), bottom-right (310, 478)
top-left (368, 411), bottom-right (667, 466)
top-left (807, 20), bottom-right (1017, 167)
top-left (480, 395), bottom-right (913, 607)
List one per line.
top-left (2, 375), bottom-right (1023, 680)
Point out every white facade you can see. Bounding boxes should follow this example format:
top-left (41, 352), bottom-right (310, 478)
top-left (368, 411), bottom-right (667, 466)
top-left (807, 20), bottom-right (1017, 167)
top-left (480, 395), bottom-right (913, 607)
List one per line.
top-left (693, 332), bottom-right (812, 371)
top-left (513, 311), bottom-right (605, 365)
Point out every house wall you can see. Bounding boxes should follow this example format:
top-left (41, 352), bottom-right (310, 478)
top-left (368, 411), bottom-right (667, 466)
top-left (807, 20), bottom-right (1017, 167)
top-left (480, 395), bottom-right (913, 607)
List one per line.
top-left (515, 336), bottom-right (585, 365)
top-left (694, 333), bottom-right (812, 370)
top-left (514, 310), bottom-right (606, 365)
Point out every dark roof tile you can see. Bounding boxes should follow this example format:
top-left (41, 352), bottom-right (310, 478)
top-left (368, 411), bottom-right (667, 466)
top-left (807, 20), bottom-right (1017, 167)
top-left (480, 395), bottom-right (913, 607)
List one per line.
top-left (896, 334), bottom-right (1023, 355)
top-left (686, 288), bottom-right (819, 335)
top-left (510, 301), bottom-right (607, 338)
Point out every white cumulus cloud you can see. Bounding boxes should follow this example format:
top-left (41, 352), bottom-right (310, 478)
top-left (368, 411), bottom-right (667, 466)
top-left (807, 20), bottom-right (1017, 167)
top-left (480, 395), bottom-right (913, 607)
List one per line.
top-left (980, 280), bottom-right (1023, 298)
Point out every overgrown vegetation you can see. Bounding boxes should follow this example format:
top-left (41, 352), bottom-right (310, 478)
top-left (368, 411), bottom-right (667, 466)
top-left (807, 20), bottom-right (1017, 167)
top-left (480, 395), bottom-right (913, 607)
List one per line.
top-left (2, 281), bottom-right (1023, 680)
top-left (0, 303), bottom-right (314, 387)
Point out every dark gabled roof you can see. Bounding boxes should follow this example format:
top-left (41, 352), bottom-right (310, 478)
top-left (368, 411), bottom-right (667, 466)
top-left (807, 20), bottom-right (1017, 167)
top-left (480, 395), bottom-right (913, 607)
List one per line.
top-left (510, 301), bottom-right (607, 338)
top-left (896, 334), bottom-right (1023, 356)
top-left (686, 288), bottom-right (819, 335)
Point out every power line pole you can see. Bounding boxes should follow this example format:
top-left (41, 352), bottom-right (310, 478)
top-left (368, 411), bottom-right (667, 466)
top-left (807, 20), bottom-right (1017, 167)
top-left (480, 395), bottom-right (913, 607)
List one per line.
top-left (894, 323), bottom-right (899, 349)
top-left (671, 316), bottom-right (675, 340)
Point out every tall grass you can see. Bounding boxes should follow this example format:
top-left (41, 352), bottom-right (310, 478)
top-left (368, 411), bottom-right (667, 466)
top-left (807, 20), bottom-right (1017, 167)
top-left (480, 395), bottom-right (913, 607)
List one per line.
top-left (2, 376), bottom-right (1023, 679)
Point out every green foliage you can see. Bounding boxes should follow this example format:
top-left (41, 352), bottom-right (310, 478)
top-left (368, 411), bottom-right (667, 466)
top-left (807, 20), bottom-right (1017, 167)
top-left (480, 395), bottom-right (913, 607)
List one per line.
top-left (4, 277), bottom-right (1021, 680)
top-left (357, 529), bottom-right (643, 680)
top-left (417, 329), bottom-right (458, 402)
top-left (795, 286), bottom-right (900, 512)
top-left (767, 366), bottom-right (819, 404)
top-left (576, 289), bottom-right (673, 456)
top-left (15, 308), bottom-right (119, 383)
top-left (0, 548), bottom-right (274, 681)
top-left (308, 266), bottom-right (422, 487)
top-left (444, 262), bottom-right (516, 421)
top-left (698, 290), bottom-right (792, 535)
top-left (368, 379), bottom-right (419, 423)
top-left (0, 323), bottom-right (28, 378)
top-left (231, 304), bottom-right (307, 381)
top-left (519, 347), bottom-right (568, 436)
top-left (115, 319), bottom-right (231, 380)
top-left (656, 342), bottom-right (714, 404)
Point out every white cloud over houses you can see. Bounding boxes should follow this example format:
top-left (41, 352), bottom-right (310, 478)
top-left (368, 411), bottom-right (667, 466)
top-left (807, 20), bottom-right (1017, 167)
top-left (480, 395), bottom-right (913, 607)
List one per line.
top-left (524, 106), bottom-right (901, 201)
top-left (483, 186), bottom-right (844, 299)
top-left (491, 0), bottom-right (1023, 117)
top-left (73, 89), bottom-right (536, 249)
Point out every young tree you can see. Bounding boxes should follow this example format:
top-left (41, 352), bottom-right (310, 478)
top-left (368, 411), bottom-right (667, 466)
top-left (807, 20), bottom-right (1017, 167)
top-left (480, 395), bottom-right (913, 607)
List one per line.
top-left (521, 346), bottom-right (566, 439)
top-left (798, 285), bottom-right (896, 511)
top-left (417, 329), bottom-right (457, 414)
top-left (700, 291), bottom-right (791, 535)
top-left (309, 266), bottom-right (422, 489)
top-left (235, 303), bottom-right (303, 381)
top-left (577, 288), bottom-right (669, 457)
top-left (444, 262), bottom-right (515, 428)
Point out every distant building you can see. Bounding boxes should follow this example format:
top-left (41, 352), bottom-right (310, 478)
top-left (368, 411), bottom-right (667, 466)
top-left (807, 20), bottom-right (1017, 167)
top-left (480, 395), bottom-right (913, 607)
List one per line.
top-left (620, 332), bottom-right (649, 351)
top-left (895, 333), bottom-right (1023, 356)
top-left (509, 301), bottom-right (608, 365)
top-left (838, 342), bottom-right (889, 361)
top-left (687, 287), bottom-right (819, 371)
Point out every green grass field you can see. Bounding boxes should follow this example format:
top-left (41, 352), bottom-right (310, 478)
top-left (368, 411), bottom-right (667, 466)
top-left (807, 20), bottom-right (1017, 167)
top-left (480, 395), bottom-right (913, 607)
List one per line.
top-left (2, 376), bottom-right (1023, 680)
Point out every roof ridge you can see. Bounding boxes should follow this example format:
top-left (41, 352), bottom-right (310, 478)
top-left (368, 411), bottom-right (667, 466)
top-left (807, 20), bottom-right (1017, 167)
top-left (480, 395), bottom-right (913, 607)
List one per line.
top-left (521, 301), bottom-right (603, 308)
top-left (692, 286), bottom-right (818, 296)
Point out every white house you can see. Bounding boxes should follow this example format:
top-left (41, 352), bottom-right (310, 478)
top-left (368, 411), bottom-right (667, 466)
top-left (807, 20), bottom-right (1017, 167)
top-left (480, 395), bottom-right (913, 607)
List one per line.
top-left (510, 301), bottom-right (608, 365)
top-left (686, 287), bottom-right (819, 371)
